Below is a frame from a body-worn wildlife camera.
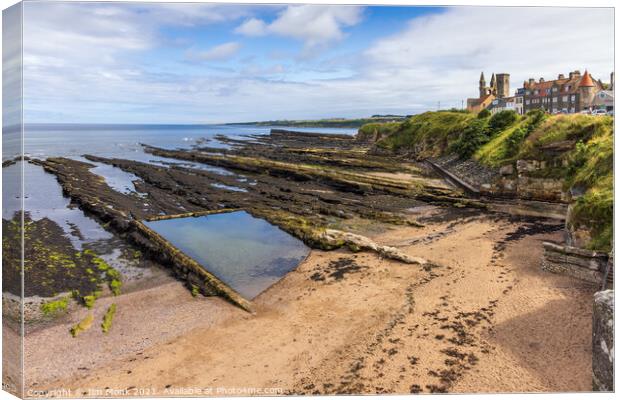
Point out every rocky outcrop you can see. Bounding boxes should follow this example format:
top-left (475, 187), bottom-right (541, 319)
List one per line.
top-left (592, 290), bottom-right (614, 391)
top-left (541, 242), bottom-right (610, 284)
top-left (319, 229), bottom-right (428, 266)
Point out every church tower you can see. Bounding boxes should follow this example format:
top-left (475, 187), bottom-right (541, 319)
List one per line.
top-left (479, 72), bottom-right (486, 97)
top-left (495, 73), bottom-right (510, 98)
top-left (489, 73), bottom-right (496, 95)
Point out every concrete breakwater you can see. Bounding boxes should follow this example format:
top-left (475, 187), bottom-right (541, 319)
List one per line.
top-left (129, 218), bottom-right (254, 312)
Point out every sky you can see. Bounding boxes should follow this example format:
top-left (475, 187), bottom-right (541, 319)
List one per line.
top-left (3, 2), bottom-right (615, 124)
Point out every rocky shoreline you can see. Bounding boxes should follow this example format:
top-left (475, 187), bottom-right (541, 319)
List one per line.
top-left (3, 127), bottom-right (606, 395)
top-left (26, 130), bottom-right (478, 308)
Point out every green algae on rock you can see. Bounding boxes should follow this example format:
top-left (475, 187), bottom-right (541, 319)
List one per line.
top-left (101, 304), bottom-right (117, 334)
top-left (70, 313), bottom-right (94, 337)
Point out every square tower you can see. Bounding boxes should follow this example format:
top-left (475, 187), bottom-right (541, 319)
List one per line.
top-left (495, 73), bottom-right (510, 98)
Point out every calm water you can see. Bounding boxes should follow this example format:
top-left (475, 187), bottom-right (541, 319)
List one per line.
top-left (5, 124), bottom-right (356, 192)
top-left (6, 123), bottom-right (357, 161)
top-left (3, 123), bottom-right (356, 206)
top-left (144, 211), bottom-right (309, 299)
top-left (2, 161), bottom-right (112, 246)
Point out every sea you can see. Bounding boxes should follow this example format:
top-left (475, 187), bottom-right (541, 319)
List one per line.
top-left (1, 123), bottom-right (357, 298)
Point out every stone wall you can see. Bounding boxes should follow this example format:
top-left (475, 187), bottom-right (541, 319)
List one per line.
top-left (429, 155), bottom-right (567, 203)
top-left (541, 241), bottom-right (610, 284)
top-left (430, 154), bottom-right (500, 194)
top-left (592, 290), bottom-right (614, 391)
top-left (129, 219), bottom-right (254, 312)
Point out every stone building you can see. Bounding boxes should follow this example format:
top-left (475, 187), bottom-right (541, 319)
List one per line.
top-left (467, 72), bottom-right (511, 112)
top-left (521, 70), bottom-right (603, 114)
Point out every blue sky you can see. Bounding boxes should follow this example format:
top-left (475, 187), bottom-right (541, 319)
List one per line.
top-left (5, 2), bottom-right (615, 124)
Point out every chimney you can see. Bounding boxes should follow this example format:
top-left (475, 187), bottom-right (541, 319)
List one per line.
top-left (558, 74), bottom-right (565, 79)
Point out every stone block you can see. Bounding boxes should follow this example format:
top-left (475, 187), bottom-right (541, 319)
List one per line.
top-left (593, 290), bottom-right (614, 391)
top-left (499, 164), bottom-right (514, 175)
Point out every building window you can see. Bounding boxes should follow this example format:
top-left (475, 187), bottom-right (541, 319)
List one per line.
top-left (526, 90), bottom-right (530, 95)
top-left (525, 99), bottom-right (530, 105)
top-left (552, 87), bottom-right (558, 93)
top-left (571, 95), bottom-right (576, 101)
top-left (534, 90), bottom-right (539, 95)
top-left (562, 96), bottom-right (568, 102)
top-left (552, 97), bottom-right (558, 103)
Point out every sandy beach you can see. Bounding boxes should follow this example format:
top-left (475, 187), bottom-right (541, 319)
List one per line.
top-left (30, 211), bottom-right (596, 395)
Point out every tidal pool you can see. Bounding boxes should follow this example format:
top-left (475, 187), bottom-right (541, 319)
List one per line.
top-left (144, 211), bottom-right (309, 299)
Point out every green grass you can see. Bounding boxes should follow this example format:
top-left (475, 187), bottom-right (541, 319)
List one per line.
top-left (233, 116), bottom-right (408, 129)
top-left (475, 110), bottom-right (546, 166)
top-left (369, 111), bottom-right (476, 157)
top-left (357, 122), bottom-right (401, 142)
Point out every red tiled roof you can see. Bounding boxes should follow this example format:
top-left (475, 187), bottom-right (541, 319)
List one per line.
top-left (578, 70), bottom-right (595, 87)
top-left (525, 76), bottom-right (582, 96)
top-left (524, 70), bottom-right (601, 95)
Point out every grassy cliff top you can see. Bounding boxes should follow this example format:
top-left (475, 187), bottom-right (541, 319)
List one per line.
top-left (359, 111), bottom-right (613, 251)
top-left (364, 111), bottom-right (475, 157)
top-left (230, 116), bottom-right (408, 129)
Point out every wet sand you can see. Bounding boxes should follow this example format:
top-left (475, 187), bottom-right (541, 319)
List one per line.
top-left (33, 213), bottom-right (596, 395)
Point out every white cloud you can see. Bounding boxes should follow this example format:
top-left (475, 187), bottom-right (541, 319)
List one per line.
top-left (19, 4), bottom-right (614, 124)
top-left (363, 7), bottom-right (614, 104)
top-left (190, 42), bottom-right (241, 61)
top-left (235, 18), bottom-right (268, 36)
top-left (2, 3), bottom-right (23, 133)
top-left (235, 5), bottom-right (364, 50)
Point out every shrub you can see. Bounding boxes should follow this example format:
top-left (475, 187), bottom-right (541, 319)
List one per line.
top-left (571, 180), bottom-right (613, 251)
top-left (503, 127), bottom-right (528, 158)
top-left (477, 109), bottom-right (491, 118)
top-left (450, 117), bottom-right (490, 159)
top-left (525, 109), bottom-right (546, 133)
top-left (488, 110), bottom-right (518, 134)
